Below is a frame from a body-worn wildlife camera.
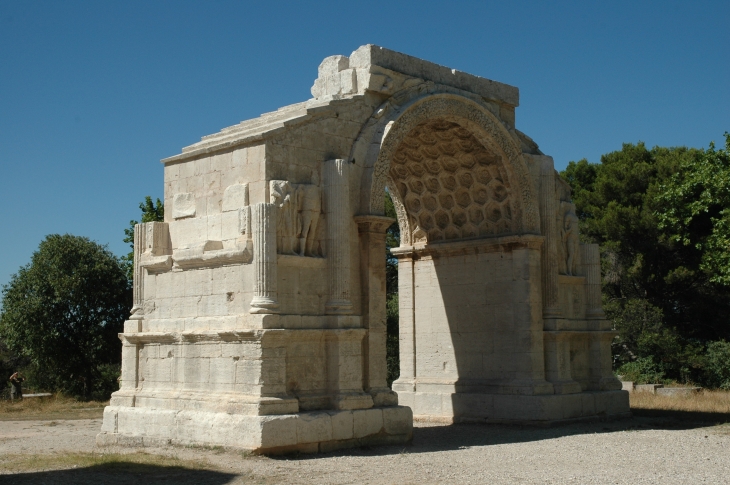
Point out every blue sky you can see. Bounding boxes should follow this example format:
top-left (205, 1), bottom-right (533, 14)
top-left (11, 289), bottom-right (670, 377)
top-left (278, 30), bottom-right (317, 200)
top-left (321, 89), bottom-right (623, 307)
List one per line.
top-left (1, 1), bottom-right (728, 289)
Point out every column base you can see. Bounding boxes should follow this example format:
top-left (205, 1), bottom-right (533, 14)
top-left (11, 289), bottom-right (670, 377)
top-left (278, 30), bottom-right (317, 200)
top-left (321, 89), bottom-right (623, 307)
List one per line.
top-left (97, 405), bottom-right (413, 455)
top-left (369, 387), bottom-right (399, 406)
top-left (396, 390), bottom-right (630, 424)
top-left (550, 379), bottom-right (583, 394)
top-left (250, 296), bottom-right (280, 314)
top-left (332, 392), bottom-right (374, 410)
top-left (325, 299), bottom-right (353, 315)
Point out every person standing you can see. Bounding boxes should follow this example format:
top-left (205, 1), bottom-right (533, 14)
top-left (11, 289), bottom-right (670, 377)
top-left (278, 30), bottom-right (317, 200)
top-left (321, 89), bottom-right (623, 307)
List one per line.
top-left (9, 372), bottom-right (24, 400)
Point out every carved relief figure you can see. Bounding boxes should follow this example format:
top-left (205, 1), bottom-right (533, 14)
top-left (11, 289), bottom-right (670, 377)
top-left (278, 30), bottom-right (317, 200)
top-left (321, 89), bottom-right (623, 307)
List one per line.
top-left (270, 180), bottom-right (297, 255)
top-left (296, 171), bottom-right (322, 257)
top-left (270, 175), bottom-right (324, 257)
top-left (560, 201), bottom-right (580, 276)
top-left (313, 213), bottom-right (327, 257)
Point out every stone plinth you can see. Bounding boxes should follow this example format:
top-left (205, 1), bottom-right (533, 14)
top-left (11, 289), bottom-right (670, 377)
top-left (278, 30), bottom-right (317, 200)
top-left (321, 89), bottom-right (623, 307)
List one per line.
top-left (656, 387), bottom-right (701, 397)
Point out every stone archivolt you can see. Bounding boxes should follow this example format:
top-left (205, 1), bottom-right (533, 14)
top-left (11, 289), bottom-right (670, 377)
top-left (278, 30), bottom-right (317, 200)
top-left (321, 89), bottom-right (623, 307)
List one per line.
top-left (98, 45), bottom-right (628, 456)
top-left (363, 92), bottom-right (539, 237)
top-left (389, 119), bottom-right (514, 244)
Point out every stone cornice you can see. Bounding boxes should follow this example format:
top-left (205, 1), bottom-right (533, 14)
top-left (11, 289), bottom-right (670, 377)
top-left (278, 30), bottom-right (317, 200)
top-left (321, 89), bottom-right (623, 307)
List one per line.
top-left (119, 328), bottom-right (367, 345)
top-left (390, 233), bottom-right (543, 258)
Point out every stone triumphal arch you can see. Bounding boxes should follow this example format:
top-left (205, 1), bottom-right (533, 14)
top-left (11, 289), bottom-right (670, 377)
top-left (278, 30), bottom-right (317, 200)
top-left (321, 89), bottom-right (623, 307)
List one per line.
top-left (98, 45), bottom-right (629, 453)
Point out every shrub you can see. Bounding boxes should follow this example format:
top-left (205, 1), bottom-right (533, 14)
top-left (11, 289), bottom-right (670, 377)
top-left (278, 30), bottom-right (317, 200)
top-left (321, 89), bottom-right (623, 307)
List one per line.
top-left (386, 293), bottom-right (399, 387)
top-left (617, 357), bottom-right (667, 384)
top-left (704, 341), bottom-right (730, 390)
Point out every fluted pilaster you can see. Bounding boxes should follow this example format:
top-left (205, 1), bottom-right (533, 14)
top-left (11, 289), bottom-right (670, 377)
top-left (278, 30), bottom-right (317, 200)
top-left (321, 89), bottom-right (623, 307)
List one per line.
top-left (540, 157), bottom-right (561, 318)
top-left (130, 223), bottom-right (146, 320)
top-left (580, 243), bottom-right (604, 319)
top-left (324, 159), bottom-right (353, 314)
top-left (250, 202), bottom-right (279, 314)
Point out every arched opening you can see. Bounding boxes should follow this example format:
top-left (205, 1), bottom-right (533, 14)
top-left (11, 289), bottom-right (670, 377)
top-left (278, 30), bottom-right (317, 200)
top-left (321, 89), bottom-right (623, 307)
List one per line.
top-left (382, 116), bottom-right (520, 389)
top-left (357, 92), bottom-right (548, 420)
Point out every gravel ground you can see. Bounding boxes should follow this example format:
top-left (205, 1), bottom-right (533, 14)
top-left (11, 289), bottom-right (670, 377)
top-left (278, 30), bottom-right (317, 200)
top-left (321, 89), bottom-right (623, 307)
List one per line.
top-left (1, 415), bottom-right (729, 484)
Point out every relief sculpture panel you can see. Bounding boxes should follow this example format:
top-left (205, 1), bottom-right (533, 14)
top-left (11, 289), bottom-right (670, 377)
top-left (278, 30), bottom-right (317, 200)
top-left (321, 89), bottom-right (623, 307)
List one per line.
top-left (270, 174), bottom-right (324, 257)
top-left (559, 201), bottom-right (580, 276)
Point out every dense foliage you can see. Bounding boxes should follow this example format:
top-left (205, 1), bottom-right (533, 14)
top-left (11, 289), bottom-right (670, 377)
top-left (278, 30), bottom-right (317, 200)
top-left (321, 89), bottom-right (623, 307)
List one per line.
top-left (385, 192), bottom-right (400, 386)
top-left (656, 134), bottom-right (730, 286)
top-left (561, 134), bottom-right (730, 386)
top-left (121, 196), bottom-right (164, 280)
top-left (0, 339), bottom-right (28, 394)
top-left (0, 235), bottom-right (131, 399)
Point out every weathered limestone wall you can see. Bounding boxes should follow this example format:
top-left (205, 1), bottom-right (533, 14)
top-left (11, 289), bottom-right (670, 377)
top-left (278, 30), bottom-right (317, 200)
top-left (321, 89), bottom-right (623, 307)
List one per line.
top-left (100, 44), bottom-right (628, 454)
top-left (404, 249), bottom-right (543, 384)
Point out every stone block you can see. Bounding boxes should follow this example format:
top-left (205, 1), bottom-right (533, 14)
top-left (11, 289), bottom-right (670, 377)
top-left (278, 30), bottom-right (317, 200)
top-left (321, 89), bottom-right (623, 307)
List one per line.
top-left (101, 407), bottom-right (118, 433)
top-left (353, 408), bottom-right (383, 438)
top-left (222, 183), bottom-right (249, 212)
top-left (635, 384), bottom-right (663, 394)
top-left (382, 406), bottom-right (413, 435)
top-left (259, 415), bottom-right (298, 449)
top-left (173, 193), bottom-right (195, 219)
top-left (208, 357), bottom-right (235, 385)
top-left (560, 393), bottom-right (584, 419)
top-left (452, 393), bottom-right (494, 419)
top-left (296, 412), bottom-right (332, 444)
top-left (414, 392), bottom-right (443, 416)
top-left (328, 409), bottom-right (354, 441)
top-left (656, 387), bottom-right (701, 396)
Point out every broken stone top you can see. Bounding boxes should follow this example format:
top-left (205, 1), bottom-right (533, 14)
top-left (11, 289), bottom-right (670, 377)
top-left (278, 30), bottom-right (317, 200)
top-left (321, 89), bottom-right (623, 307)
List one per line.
top-left (162, 45), bottom-right (519, 164)
top-left (312, 44), bottom-right (519, 107)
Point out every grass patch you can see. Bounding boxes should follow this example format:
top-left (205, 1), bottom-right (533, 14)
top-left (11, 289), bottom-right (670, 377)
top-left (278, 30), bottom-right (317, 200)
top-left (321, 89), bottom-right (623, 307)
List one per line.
top-left (0, 394), bottom-right (106, 421)
top-left (630, 389), bottom-right (730, 422)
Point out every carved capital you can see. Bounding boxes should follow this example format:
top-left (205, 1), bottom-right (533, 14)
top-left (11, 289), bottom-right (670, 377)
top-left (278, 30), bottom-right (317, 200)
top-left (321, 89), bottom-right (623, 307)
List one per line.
top-left (354, 215), bottom-right (396, 234)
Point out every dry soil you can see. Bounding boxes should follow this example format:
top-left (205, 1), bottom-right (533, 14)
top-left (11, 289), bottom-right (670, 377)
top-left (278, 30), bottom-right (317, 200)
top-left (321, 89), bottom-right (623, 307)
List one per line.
top-left (1, 413), bottom-right (729, 484)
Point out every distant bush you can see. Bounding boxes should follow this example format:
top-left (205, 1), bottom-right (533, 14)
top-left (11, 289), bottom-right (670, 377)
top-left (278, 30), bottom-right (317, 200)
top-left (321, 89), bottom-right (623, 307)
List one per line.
top-left (385, 192), bottom-right (400, 388)
top-left (704, 341), bottom-right (730, 390)
top-left (386, 294), bottom-right (399, 387)
top-left (616, 357), bottom-right (667, 384)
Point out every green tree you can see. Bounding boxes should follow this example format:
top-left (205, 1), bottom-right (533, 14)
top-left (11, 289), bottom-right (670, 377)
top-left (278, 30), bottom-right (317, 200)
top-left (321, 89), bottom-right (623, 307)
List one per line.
top-left (0, 234), bottom-right (131, 399)
top-left (384, 191), bottom-right (400, 386)
top-left (704, 341), bottom-right (730, 389)
top-left (122, 196), bottom-right (164, 280)
top-left (656, 133), bottom-right (730, 285)
top-left (561, 138), bottom-right (730, 384)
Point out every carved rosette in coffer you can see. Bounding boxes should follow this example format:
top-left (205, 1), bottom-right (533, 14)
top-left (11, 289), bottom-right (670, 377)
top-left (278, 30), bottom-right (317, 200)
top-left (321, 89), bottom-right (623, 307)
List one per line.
top-left (388, 119), bottom-right (517, 245)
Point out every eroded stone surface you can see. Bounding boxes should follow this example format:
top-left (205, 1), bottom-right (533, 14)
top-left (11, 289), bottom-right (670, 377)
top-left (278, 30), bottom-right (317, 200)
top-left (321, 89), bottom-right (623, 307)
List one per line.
top-left (100, 45), bottom-right (627, 454)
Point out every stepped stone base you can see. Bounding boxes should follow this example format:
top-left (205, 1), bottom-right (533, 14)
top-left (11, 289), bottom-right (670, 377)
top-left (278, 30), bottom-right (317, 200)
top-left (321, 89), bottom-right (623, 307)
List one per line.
top-left (397, 390), bottom-right (630, 424)
top-left (96, 405), bottom-right (413, 454)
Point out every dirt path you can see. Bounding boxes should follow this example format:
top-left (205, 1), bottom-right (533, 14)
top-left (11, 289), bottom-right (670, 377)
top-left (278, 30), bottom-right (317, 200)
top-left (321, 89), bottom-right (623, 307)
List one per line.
top-left (1, 416), bottom-right (729, 484)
